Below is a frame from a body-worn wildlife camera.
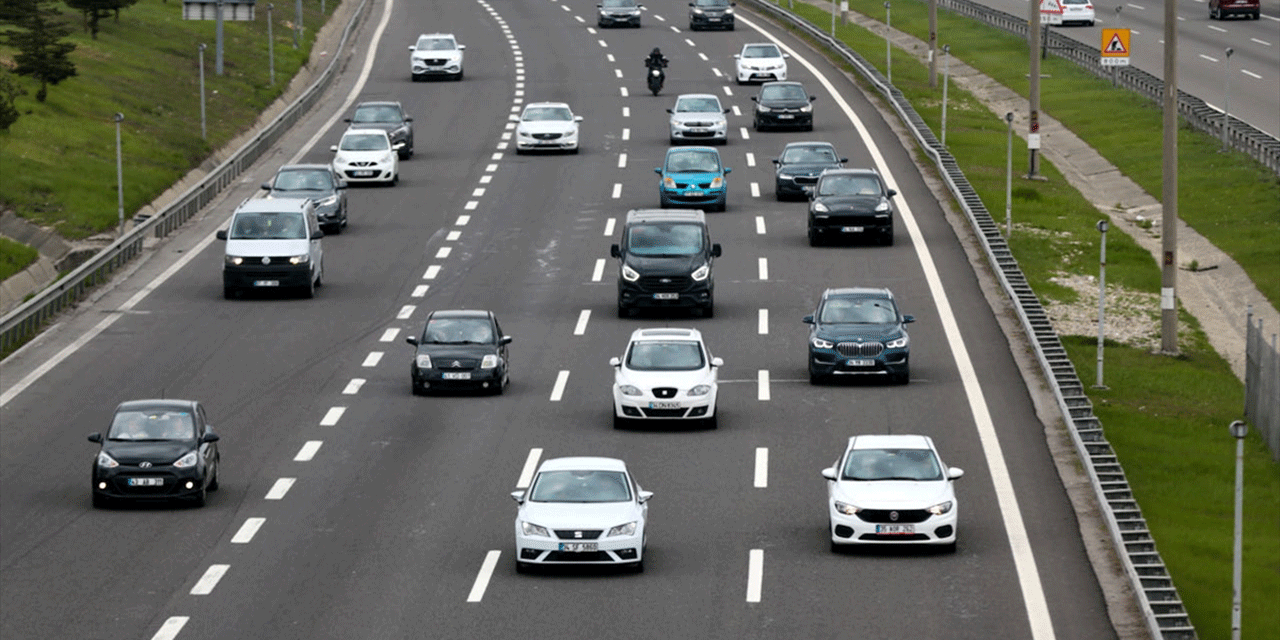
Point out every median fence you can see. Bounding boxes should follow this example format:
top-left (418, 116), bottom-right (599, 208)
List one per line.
top-left (1245, 308), bottom-right (1280, 461)
top-left (745, 0), bottom-right (1198, 638)
top-left (0, 0), bottom-right (372, 358)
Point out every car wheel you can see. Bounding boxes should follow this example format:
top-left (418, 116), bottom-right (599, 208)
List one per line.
top-left (455, 70), bottom-right (464, 81)
top-left (391, 173), bottom-right (399, 186)
top-left (809, 369), bottom-right (825, 385)
top-left (570, 145), bottom-right (580, 155)
top-left (896, 367), bottom-right (910, 385)
top-left (882, 228), bottom-right (894, 246)
top-left (705, 413), bottom-right (718, 430)
top-left (208, 459), bottom-right (220, 491)
top-left (942, 539), bottom-right (957, 554)
top-left (808, 226), bottom-right (821, 247)
top-left (830, 540), bottom-right (849, 554)
top-left (727, 24), bottom-right (734, 31)
top-left (492, 376), bottom-right (506, 396)
top-left (630, 559), bottom-right (645, 574)
top-left (315, 262), bottom-right (323, 287)
top-left (190, 486), bottom-right (207, 508)
top-left (613, 413), bottom-right (628, 430)
top-left (302, 275), bottom-right (315, 299)
top-left (714, 197), bottom-right (726, 212)
top-left (411, 380), bottom-right (425, 396)
top-left (804, 123), bottom-right (814, 132)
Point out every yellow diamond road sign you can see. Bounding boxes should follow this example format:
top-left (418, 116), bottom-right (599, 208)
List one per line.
top-left (1101, 28), bottom-right (1130, 67)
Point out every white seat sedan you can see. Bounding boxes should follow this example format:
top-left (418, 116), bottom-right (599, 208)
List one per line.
top-left (513, 102), bottom-right (583, 154)
top-left (611, 327), bottom-right (722, 429)
top-left (667, 93), bottom-right (729, 145)
top-left (512, 457), bottom-right (651, 573)
top-left (822, 434), bottom-right (963, 552)
top-left (329, 129), bottom-right (399, 185)
top-left (734, 42), bottom-right (788, 84)
top-left (408, 33), bottom-right (465, 81)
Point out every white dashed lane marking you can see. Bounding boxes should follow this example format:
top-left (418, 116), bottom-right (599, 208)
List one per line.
top-left (320, 407), bottom-right (346, 426)
top-left (149, 617), bottom-right (189, 640)
top-left (757, 370), bottom-right (770, 401)
top-left (592, 259), bottom-right (606, 281)
top-left (745, 152), bottom-right (755, 167)
top-left (190, 564), bottom-right (230, 595)
top-left (517, 448), bottom-right (543, 488)
top-left (231, 517), bottom-right (266, 543)
top-left (362, 352), bottom-right (383, 367)
top-left (685, 38), bottom-right (696, 46)
top-left (698, 52), bottom-right (708, 61)
top-left (574, 310), bottom-right (591, 336)
top-left (550, 370), bottom-right (570, 401)
top-left (342, 378), bottom-right (365, 394)
top-left (612, 183), bottom-right (623, 198)
top-left (424, 266), bottom-right (441, 279)
top-left (294, 441), bottom-right (322, 462)
top-left (412, 285), bottom-right (429, 297)
top-left (746, 549), bottom-right (764, 602)
top-left (620, 87), bottom-right (629, 97)
top-left (732, 105), bottom-right (742, 116)
top-left (758, 257), bottom-right (769, 280)
top-left (740, 127), bottom-right (750, 140)
top-left (713, 68), bottom-right (723, 77)
top-left (618, 153), bottom-right (628, 168)
top-left (435, 247), bottom-right (452, 259)
top-left (615, 69), bottom-right (623, 78)
top-left (379, 328), bottom-right (400, 342)
top-left (465, 201), bottom-right (479, 210)
top-left (398, 304), bottom-right (415, 318)
top-left (758, 309), bottom-right (769, 335)
top-left (265, 477), bottom-right (296, 500)
top-left (750, 182), bottom-right (760, 198)
top-left (754, 448), bottom-right (768, 487)
top-left (467, 551), bottom-right (502, 602)
top-left (447, 230), bottom-right (461, 241)
top-left (755, 216), bottom-right (766, 234)
top-left (622, 128), bottom-right (630, 141)
top-left (604, 218), bottom-right (616, 236)
top-left (723, 86), bottom-right (733, 96)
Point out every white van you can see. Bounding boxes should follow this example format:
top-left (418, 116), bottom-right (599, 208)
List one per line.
top-left (216, 198), bottom-right (324, 299)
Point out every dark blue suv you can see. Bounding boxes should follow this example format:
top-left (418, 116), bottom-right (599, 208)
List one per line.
top-left (803, 287), bottom-right (913, 384)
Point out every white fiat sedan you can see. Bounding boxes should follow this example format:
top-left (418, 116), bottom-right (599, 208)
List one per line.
top-left (822, 434), bottom-right (963, 552)
top-left (512, 457), bottom-right (651, 573)
top-left (513, 102), bottom-right (583, 154)
top-left (329, 129), bottom-right (399, 186)
top-left (611, 327), bottom-right (722, 429)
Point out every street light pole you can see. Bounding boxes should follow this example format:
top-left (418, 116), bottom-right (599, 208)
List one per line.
top-left (1095, 219), bottom-right (1109, 389)
top-left (114, 112), bottom-right (124, 237)
top-left (1222, 47), bottom-right (1234, 151)
top-left (928, 0), bottom-right (937, 88)
top-left (294, 0), bottom-right (302, 48)
top-left (1229, 419), bottom-right (1248, 640)
top-left (941, 44), bottom-right (950, 145)
top-left (1027, 0), bottom-right (1042, 178)
top-left (1161, 0), bottom-right (1179, 354)
top-left (1005, 111), bottom-right (1014, 238)
top-left (268, 4), bottom-right (276, 85)
top-left (215, 0), bottom-right (224, 75)
top-left (199, 44), bottom-right (207, 140)
top-left (884, 2), bottom-right (892, 83)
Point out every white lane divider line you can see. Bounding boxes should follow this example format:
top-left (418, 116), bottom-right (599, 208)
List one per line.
top-left (320, 407), bottom-right (346, 426)
top-left (574, 310), bottom-right (592, 336)
top-left (623, 106), bottom-right (631, 117)
top-left (517, 448), bottom-right (544, 488)
top-left (750, 182), bottom-right (760, 198)
top-left (1199, 53), bottom-right (1219, 62)
top-left (732, 104), bottom-right (742, 116)
top-left (465, 201), bottom-right (479, 210)
top-left (758, 309), bottom-right (769, 335)
top-left (447, 230), bottom-right (462, 241)
top-left (380, 328), bottom-right (400, 342)
top-left (149, 617), bottom-right (189, 640)
top-left (412, 284), bottom-right (429, 298)
top-left (754, 448), bottom-right (768, 488)
top-left (457, 216), bottom-right (471, 228)
top-left (342, 378), bottom-right (365, 395)
top-left (746, 549), bottom-right (764, 602)
top-left (612, 183), bottom-right (623, 199)
top-left (592, 258), bottom-right (606, 281)
top-left (550, 370), bottom-right (570, 401)
top-left (740, 127), bottom-right (750, 140)
top-left (597, 38), bottom-right (608, 46)
top-left (757, 370), bottom-right (770, 401)
top-left (492, 152), bottom-right (503, 160)
top-left (712, 67), bottom-right (723, 77)
top-left (618, 153), bottom-right (628, 168)
top-left (1207, 24), bottom-right (1227, 33)
top-left (295, 441), bottom-right (322, 462)
top-left (670, 25), bottom-right (680, 32)
top-left (745, 152), bottom-right (755, 167)
top-left (654, 14), bottom-right (665, 21)
top-left (723, 86), bottom-right (733, 96)
top-left (758, 257), bottom-right (769, 280)
top-left (467, 550), bottom-right (502, 602)
top-left (231, 517), bottom-right (266, 543)
top-left (1241, 69), bottom-right (1262, 79)
top-left (362, 352), bottom-right (384, 367)
top-left (504, 122), bottom-right (516, 131)
top-left (435, 247), bottom-right (452, 259)
top-left (190, 564), bottom-right (230, 595)
top-left (1250, 37), bottom-right (1271, 46)
top-left (484, 164), bottom-right (497, 173)
top-left (607, 53), bottom-right (615, 62)
top-left (755, 216), bottom-right (766, 234)
top-left (685, 38), bottom-right (696, 46)
top-left (481, 173), bottom-right (495, 182)
top-left (604, 218), bottom-right (616, 236)
top-left (698, 52), bottom-right (708, 61)
top-left (265, 477), bottom-right (296, 500)
top-left (424, 265), bottom-right (441, 279)
top-left (575, 14), bottom-right (585, 23)
top-left (562, 3), bottom-right (570, 10)
top-left (620, 86), bottom-right (629, 97)
top-left (397, 305), bottom-right (415, 319)
top-left (615, 69), bottom-right (623, 78)
top-left (622, 127), bottom-right (630, 141)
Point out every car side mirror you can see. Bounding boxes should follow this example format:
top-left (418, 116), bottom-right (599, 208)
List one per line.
top-left (802, 314), bottom-right (815, 324)
top-left (810, 95), bottom-right (817, 101)
top-left (201, 433), bottom-right (220, 443)
top-left (948, 467), bottom-right (964, 480)
top-left (711, 243), bottom-right (722, 257)
top-left (711, 357), bottom-right (724, 367)
top-left (329, 144), bottom-right (338, 152)
top-left (839, 157), bottom-right (849, 163)
top-left (887, 188), bottom-right (897, 197)
top-left (343, 118), bottom-right (352, 123)
top-left (458, 44), bottom-right (466, 50)
top-left (821, 467), bottom-right (837, 481)
top-left (653, 167), bottom-right (663, 175)
top-left (88, 433), bottom-right (103, 443)
top-left (771, 159), bottom-right (780, 165)
top-left (665, 108), bottom-right (674, 114)
top-left (902, 314), bottom-right (915, 324)
top-left (723, 167), bottom-right (732, 174)
top-left (574, 116), bottom-right (583, 122)
top-left (500, 335), bottom-right (513, 345)
top-left (260, 181), bottom-right (271, 190)
top-left (783, 53), bottom-right (791, 58)
top-left (407, 45), bottom-right (416, 51)
top-left (610, 244), bottom-right (622, 258)
top-left (406, 336), bottom-right (419, 346)
top-left (750, 96), bottom-right (758, 102)
top-left (335, 182), bottom-right (348, 190)
top-left (216, 230), bottom-right (228, 241)
top-left (733, 54), bottom-right (740, 59)
top-left (723, 108), bottom-right (731, 114)
top-left (510, 490), bottom-right (525, 504)
top-left (393, 142), bottom-right (405, 151)
top-left (311, 229), bottom-right (324, 240)
top-left (638, 490), bottom-right (654, 503)
top-left (609, 356), bottom-right (621, 367)
top-left (405, 116), bottom-right (414, 122)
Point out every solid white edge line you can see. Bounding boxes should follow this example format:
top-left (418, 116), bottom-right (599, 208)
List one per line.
top-left (574, 310), bottom-right (591, 336)
top-left (150, 617), bottom-right (189, 640)
top-left (746, 549), bottom-right (763, 602)
top-left (758, 308), bottom-right (768, 335)
top-left (319, 406), bottom-right (346, 426)
top-left (265, 477), bottom-right (296, 500)
top-left (757, 370), bottom-right (770, 401)
top-left (190, 564), bottom-right (230, 595)
top-left (231, 517), bottom-right (266, 543)
top-left (754, 448), bottom-right (768, 488)
top-left (467, 550), bottom-right (502, 602)
top-left (738, 13), bottom-right (1056, 638)
top-left (517, 447), bottom-right (543, 489)
top-left (550, 370), bottom-right (570, 401)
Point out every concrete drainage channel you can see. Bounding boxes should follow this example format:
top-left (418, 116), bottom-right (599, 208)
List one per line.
top-left (741, 1), bottom-right (1197, 639)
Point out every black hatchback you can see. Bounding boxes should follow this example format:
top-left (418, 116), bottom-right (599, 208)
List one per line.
top-left (406, 310), bottom-right (512, 395)
top-left (88, 399), bottom-right (221, 508)
top-left (752, 82), bottom-right (816, 131)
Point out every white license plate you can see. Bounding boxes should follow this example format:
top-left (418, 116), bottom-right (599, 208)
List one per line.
top-left (649, 401), bottom-right (682, 409)
top-left (708, 17), bottom-right (721, 21)
top-left (847, 359), bottom-right (874, 367)
top-left (778, 114), bottom-right (795, 119)
top-left (653, 292), bottom-right (679, 300)
top-left (253, 280), bottom-right (280, 287)
top-left (876, 524), bottom-right (915, 535)
top-left (686, 191), bottom-right (704, 197)
top-left (128, 477), bottom-right (164, 487)
top-left (352, 170), bottom-right (375, 177)
top-left (442, 372), bottom-right (472, 380)
top-left (558, 542), bottom-right (598, 552)
top-left (841, 226), bottom-right (864, 233)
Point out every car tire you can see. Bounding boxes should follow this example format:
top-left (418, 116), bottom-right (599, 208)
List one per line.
top-left (190, 486), bottom-right (207, 508)
top-left (302, 275), bottom-right (315, 299)
top-left (411, 380), bottom-right (425, 396)
top-left (808, 226), bottom-right (821, 247)
top-left (941, 539), bottom-right (957, 554)
top-left (705, 413), bottom-right (718, 430)
top-left (630, 559), bottom-right (645, 574)
top-left (208, 459), bottom-right (220, 491)
top-left (882, 228), bottom-right (894, 246)
top-left (455, 70), bottom-right (464, 81)
top-left (830, 540), bottom-right (849, 554)
top-left (315, 262), bottom-right (323, 287)
top-left (809, 369), bottom-right (825, 385)
top-left (613, 413), bottom-right (628, 430)
top-left (391, 173), bottom-right (399, 187)
top-left (492, 375), bottom-right (506, 395)
top-left (804, 123), bottom-right (814, 132)
top-left (570, 146), bottom-right (580, 155)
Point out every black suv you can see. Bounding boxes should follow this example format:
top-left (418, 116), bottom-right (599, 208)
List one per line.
top-left (261, 164), bottom-right (348, 234)
top-left (773, 142), bottom-right (846, 201)
top-left (405, 310), bottom-right (512, 395)
top-left (345, 101), bottom-right (414, 159)
top-left (752, 81), bottom-right (816, 131)
top-left (611, 210), bottom-right (722, 318)
top-left (803, 287), bottom-right (914, 384)
top-left (807, 168), bottom-right (897, 246)
top-left (689, 0), bottom-right (734, 30)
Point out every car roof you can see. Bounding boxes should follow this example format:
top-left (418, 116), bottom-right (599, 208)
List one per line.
top-left (275, 164), bottom-right (332, 172)
top-left (823, 286), bottom-right (894, 300)
top-left (629, 327), bottom-right (703, 342)
top-left (819, 168), bottom-right (880, 178)
top-left (116, 399), bottom-right (198, 413)
top-left (666, 146), bottom-right (719, 155)
top-left (538, 457), bottom-right (628, 472)
top-left (417, 33), bottom-right (457, 39)
top-left (354, 100), bottom-right (402, 109)
top-left (525, 102), bottom-right (571, 109)
top-left (625, 209), bottom-right (707, 224)
top-left (674, 93), bottom-right (721, 102)
top-left (428, 309), bottom-right (492, 320)
top-left (847, 434), bottom-right (934, 450)
top-left (342, 128), bottom-right (391, 138)
top-left (235, 197), bottom-right (312, 213)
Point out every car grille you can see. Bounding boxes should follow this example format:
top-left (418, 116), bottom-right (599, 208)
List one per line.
top-left (794, 175), bottom-right (819, 185)
top-left (642, 408), bottom-right (689, 418)
top-left (545, 551), bottom-right (613, 562)
top-left (856, 509), bottom-right (931, 524)
top-left (422, 58), bottom-right (448, 65)
top-left (681, 131), bottom-right (716, 138)
top-left (836, 342), bottom-right (884, 357)
top-left (674, 182), bottom-right (713, 189)
top-left (685, 121), bottom-right (715, 128)
top-left (347, 161), bottom-right (377, 167)
top-left (651, 387), bottom-right (678, 399)
top-left (637, 275), bottom-right (691, 291)
top-left (437, 358), bottom-right (479, 369)
top-left (554, 529), bottom-right (603, 540)
top-left (532, 133), bottom-right (562, 140)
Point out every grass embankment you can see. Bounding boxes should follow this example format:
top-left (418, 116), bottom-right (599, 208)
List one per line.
top-left (0, 236), bottom-right (38, 280)
top-left (0, 0), bottom-right (336, 244)
top-left (777, 2), bottom-right (1280, 638)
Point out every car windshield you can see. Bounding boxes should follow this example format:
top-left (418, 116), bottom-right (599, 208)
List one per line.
top-left (108, 410), bottom-right (196, 441)
top-left (523, 106), bottom-right (573, 122)
top-left (416, 36), bottom-right (456, 51)
top-left (761, 84), bottom-right (806, 101)
top-left (694, 0), bottom-right (729, 6)
top-left (602, 0), bottom-right (636, 7)
top-left (819, 297), bottom-right (898, 324)
top-left (351, 105), bottom-right (403, 124)
top-left (626, 341), bottom-right (705, 371)
top-left (743, 45), bottom-right (781, 59)
top-left (339, 133), bottom-right (390, 151)
top-left (423, 317), bottom-right (494, 344)
top-left (273, 170), bottom-right (332, 191)
top-left (842, 448), bottom-right (943, 481)
top-left (626, 223), bottom-right (704, 256)
top-left (529, 470), bottom-right (632, 502)
top-left (817, 174), bottom-right (881, 197)
top-left (782, 145), bottom-right (838, 164)
top-left (229, 212), bottom-right (308, 239)
top-left (665, 150), bottom-right (720, 173)
top-left (675, 97), bottom-right (722, 113)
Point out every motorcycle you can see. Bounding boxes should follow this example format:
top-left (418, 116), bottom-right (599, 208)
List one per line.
top-left (645, 60), bottom-right (666, 96)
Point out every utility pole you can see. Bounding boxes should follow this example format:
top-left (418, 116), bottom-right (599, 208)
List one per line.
top-left (1027, 1), bottom-right (1042, 178)
top-left (1161, 0), bottom-right (1179, 354)
top-left (928, 0), bottom-right (938, 88)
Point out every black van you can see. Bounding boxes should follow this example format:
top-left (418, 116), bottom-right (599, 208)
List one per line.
top-left (610, 210), bottom-right (722, 318)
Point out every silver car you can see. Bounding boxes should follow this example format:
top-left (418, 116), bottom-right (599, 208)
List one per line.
top-left (667, 94), bottom-right (729, 145)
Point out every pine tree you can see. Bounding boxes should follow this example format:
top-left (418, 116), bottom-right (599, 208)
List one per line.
top-left (5, 0), bottom-right (76, 102)
top-left (0, 68), bottom-right (26, 130)
top-left (63, 0), bottom-right (134, 39)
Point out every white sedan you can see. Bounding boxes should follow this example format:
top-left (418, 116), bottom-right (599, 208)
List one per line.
top-left (512, 457), bottom-right (651, 573)
top-left (734, 42), bottom-right (788, 84)
top-left (823, 434), bottom-right (963, 552)
top-left (330, 129), bottom-right (399, 185)
top-left (611, 327), bottom-right (721, 429)
top-left (513, 102), bottom-right (583, 154)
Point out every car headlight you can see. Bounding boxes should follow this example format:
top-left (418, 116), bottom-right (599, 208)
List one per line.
top-left (333, 154), bottom-right (348, 165)
top-left (692, 7), bottom-right (703, 13)
top-left (875, 201), bottom-right (891, 213)
top-left (380, 152), bottom-right (394, 164)
top-left (928, 501), bottom-right (954, 516)
top-left (618, 384), bottom-right (643, 396)
top-left (415, 354), bottom-right (433, 368)
top-left (518, 129), bottom-right (532, 138)
top-left (709, 177), bottom-right (723, 189)
top-left (480, 354), bottom-right (499, 369)
top-left (688, 384), bottom-right (712, 396)
top-left (756, 105), bottom-right (772, 113)
top-left (607, 522), bottom-right (637, 537)
top-left (800, 104), bottom-right (812, 113)
top-left (724, 7), bottom-right (734, 13)
top-left (172, 451), bottom-right (198, 468)
top-left (691, 263), bottom-right (710, 281)
top-left (521, 521), bottom-right (551, 537)
top-left (886, 334), bottom-right (909, 349)
top-left (663, 176), bottom-right (676, 189)
top-left (813, 202), bottom-right (830, 213)
top-left (288, 254), bottom-right (309, 265)
top-left (833, 500), bottom-right (859, 516)
top-left (317, 195), bottom-right (339, 206)
top-left (225, 256), bottom-right (244, 266)
top-left (393, 126), bottom-right (408, 137)
top-left (621, 264), bottom-right (640, 282)
top-left (777, 173), bottom-right (794, 181)
top-left (811, 336), bottom-right (834, 349)
top-left (97, 452), bottom-right (119, 468)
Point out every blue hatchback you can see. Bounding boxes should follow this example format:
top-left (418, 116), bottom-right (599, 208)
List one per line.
top-left (656, 147), bottom-right (731, 212)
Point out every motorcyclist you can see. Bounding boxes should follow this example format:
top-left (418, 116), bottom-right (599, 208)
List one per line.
top-left (644, 48), bottom-right (669, 71)
top-left (645, 48), bottom-right (669, 95)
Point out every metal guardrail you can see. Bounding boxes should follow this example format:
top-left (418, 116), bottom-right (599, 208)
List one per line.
top-left (0, 0), bottom-right (371, 357)
top-left (935, 0), bottom-right (1280, 174)
top-left (743, 1), bottom-right (1198, 638)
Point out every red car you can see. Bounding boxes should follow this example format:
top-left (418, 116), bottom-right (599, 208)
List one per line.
top-left (1210, 0), bottom-right (1260, 20)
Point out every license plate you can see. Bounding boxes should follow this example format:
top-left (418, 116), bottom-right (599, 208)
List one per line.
top-left (847, 359), bottom-right (874, 367)
top-left (841, 226), bottom-right (864, 233)
top-left (128, 477), bottom-right (164, 487)
top-left (352, 170), bottom-right (375, 177)
top-left (876, 524), bottom-right (915, 535)
top-left (686, 190), bottom-right (704, 197)
top-left (649, 401), bottom-right (682, 409)
top-left (708, 17), bottom-right (720, 21)
top-left (778, 114), bottom-right (795, 119)
top-left (558, 542), bottom-right (598, 552)
top-left (253, 280), bottom-right (280, 287)
top-left (653, 292), bottom-right (679, 300)
top-left (442, 372), bottom-right (472, 380)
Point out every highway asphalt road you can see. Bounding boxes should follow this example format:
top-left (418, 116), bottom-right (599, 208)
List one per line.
top-left (971, 0), bottom-right (1280, 138)
top-left (0, 0), bottom-right (1122, 638)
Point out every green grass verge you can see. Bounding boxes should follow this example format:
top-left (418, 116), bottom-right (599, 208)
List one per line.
top-left (773, 2), bottom-right (1280, 638)
top-left (0, 235), bottom-right (38, 280)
